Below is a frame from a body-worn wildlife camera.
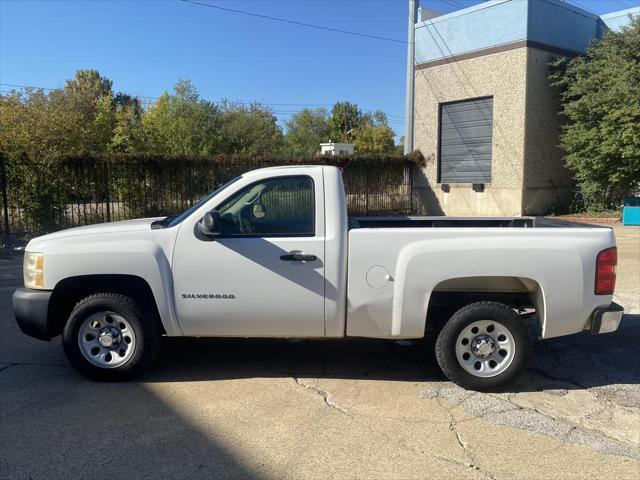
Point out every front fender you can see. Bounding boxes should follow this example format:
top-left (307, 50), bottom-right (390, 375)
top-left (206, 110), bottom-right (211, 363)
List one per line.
top-left (31, 234), bottom-right (181, 336)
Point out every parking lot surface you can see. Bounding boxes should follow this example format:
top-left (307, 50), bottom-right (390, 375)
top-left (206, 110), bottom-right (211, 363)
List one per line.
top-left (1, 224), bottom-right (638, 479)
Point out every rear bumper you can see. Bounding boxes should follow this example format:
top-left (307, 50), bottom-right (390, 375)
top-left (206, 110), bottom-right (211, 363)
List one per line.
top-left (12, 288), bottom-right (53, 341)
top-left (590, 302), bottom-right (624, 334)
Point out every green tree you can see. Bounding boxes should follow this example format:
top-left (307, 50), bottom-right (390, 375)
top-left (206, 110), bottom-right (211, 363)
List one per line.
top-left (142, 80), bottom-right (221, 155)
top-left (284, 108), bottom-right (330, 155)
top-left (109, 94), bottom-right (145, 152)
top-left (218, 101), bottom-right (284, 155)
top-left (325, 103), bottom-right (396, 153)
top-left (550, 17), bottom-right (640, 210)
top-left (328, 101), bottom-right (362, 142)
top-left (0, 69), bottom-right (117, 160)
top-left (0, 90), bottom-right (44, 158)
top-left (353, 110), bottom-right (396, 154)
top-left (57, 69), bottom-right (116, 154)
top-left (0, 70), bottom-right (126, 231)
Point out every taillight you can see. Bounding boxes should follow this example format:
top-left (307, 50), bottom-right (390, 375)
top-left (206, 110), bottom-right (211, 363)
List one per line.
top-left (595, 247), bottom-right (617, 295)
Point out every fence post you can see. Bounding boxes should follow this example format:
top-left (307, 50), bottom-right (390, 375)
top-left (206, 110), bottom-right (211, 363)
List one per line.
top-left (188, 164), bottom-right (194, 206)
top-left (0, 154), bottom-right (11, 248)
top-left (103, 162), bottom-right (111, 223)
top-left (409, 162), bottom-right (414, 215)
top-left (365, 167), bottom-right (369, 216)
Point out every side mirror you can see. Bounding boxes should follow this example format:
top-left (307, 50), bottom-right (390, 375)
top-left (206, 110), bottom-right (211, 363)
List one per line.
top-left (198, 210), bottom-right (222, 237)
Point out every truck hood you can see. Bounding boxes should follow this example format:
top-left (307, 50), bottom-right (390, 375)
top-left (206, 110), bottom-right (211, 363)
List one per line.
top-left (27, 217), bottom-right (164, 247)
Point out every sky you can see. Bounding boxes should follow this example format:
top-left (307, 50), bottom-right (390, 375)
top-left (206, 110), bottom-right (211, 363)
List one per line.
top-left (0, 0), bottom-right (636, 138)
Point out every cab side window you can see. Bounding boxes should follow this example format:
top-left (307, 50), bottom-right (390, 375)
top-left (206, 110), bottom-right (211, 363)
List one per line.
top-left (216, 176), bottom-right (315, 236)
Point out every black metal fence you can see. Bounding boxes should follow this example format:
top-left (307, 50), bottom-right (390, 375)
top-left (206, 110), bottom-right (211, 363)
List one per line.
top-left (0, 154), bottom-right (417, 246)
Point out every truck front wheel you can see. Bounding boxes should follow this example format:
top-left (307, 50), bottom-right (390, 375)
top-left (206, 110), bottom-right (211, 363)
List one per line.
top-left (435, 302), bottom-right (530, 391)
top-left (62, 293), bottom-right (161, 381)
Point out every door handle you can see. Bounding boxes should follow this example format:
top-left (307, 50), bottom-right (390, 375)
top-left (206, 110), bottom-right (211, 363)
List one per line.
top-left (280, 252), bottom-right (317, 262)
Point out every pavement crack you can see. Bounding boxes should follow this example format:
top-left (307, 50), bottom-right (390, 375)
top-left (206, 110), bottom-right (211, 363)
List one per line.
top-left (454, 430), bottom-right (466, 450)
top-left (437, 397), bottom-right (468, 453)
top-left (292, 377), bottom-right (349, 414)
top-left (0, 362), bottom-right (67, 372)
top-left (436, 398), bottom-right (497, 480)
top-left (423, 384), bottom-right (640, 460)
top-left (291, 377), bottom-right (493, 477)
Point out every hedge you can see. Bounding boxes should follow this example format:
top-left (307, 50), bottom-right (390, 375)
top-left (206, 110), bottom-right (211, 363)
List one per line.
top-left (2, 151), bottom-right (424, 238)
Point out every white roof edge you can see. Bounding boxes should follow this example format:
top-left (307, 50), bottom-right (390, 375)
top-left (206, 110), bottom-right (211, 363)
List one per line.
top-left (600, 7), bottom-right (640, 19)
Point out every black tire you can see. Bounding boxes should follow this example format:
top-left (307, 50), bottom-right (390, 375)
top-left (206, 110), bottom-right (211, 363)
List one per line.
top-left (62, 293), bottom-right (161, 381)
top-left (435, 301), bottom-right (530, 391)
top-left (423, 305), bottom-right (459, 365)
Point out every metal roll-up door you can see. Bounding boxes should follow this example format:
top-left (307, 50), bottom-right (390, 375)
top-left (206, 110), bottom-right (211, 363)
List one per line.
top-left (439, 97), bottom-right (493, 183)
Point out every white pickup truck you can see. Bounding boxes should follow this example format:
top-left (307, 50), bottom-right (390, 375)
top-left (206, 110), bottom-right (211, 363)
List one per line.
top-left (13, 165), bottom-right (624, 390)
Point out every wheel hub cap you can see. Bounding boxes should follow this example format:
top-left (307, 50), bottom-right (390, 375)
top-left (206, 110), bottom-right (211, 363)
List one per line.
top-left (471, 334), bottom-right (495, 357)
top-left (98, 327), bottom-right (121, 347)
top-left (455, 320), bottom-right (516, 378)
top-left (78, 311), bottom-right (136, 369)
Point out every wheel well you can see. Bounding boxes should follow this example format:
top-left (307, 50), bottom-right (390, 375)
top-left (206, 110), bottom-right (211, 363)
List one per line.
top-left (48, 275), bottom-right (165, 337)
top-left (425, 276), bottom-right (544, 337)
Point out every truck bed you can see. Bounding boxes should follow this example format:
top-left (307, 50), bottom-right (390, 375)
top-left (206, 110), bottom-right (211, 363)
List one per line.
top-left (346, 217), bottom-right (616, 340)
top-left (349, 216), bottom-right (604, 229)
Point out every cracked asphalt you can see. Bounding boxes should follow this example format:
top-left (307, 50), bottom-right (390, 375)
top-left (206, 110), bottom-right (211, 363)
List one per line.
top-left (1, 224), bottom-right (638, 479)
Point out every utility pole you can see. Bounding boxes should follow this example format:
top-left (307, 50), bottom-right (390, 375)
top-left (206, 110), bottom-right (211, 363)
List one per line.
top-left (404, 0), bottom-right (419, 155)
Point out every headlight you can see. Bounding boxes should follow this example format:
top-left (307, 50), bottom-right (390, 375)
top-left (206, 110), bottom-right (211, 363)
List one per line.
top-left (23, 252), bottom-right (44, 289)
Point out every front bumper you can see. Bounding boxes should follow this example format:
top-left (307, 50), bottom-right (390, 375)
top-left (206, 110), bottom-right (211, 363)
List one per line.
top-left (590, 302), bottom-right (624, 335)
top-left (12, 288), bottom-right (53, 341)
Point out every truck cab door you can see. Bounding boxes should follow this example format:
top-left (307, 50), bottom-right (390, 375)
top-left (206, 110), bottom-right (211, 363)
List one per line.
top-left (172, 171), bottom-right (326, 337)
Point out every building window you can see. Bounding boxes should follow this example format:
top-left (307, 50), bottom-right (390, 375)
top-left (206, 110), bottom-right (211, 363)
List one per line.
top-left (438, 97), bottom-right (493, 184)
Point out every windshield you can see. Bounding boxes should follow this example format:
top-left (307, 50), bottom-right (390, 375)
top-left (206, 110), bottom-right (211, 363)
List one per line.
top-left (155, 176), bottom-right (242, 228)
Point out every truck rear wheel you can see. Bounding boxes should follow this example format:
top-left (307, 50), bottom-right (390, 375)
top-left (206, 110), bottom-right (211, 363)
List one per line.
top-left (62, 293), bottom-right (161, 381)
top-left (435, 301), bottom-right (530, 391)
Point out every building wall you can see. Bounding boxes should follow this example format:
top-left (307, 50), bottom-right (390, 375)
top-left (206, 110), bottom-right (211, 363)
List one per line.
top-left (526, 0), bottom-right (603, 54)
top-left (320, 143), bottom-right (354, 156)
top-left (410, 0), bottom-right (639, 217)
top-left (413, 48), bottom-right (528, 216)
top-left (414, 0), bottom-right (604, 66)
top-left (522, 47), bottom-right (574, 215)
top-left (415, 0), bottom-right (528, 65)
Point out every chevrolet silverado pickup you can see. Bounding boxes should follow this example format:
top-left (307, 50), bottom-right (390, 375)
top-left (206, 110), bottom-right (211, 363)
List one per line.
top-left (13, 165), bottom-right (624, 390)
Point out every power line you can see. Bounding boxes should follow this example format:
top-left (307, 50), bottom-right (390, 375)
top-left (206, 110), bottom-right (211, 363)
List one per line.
top-left (1, 82), bottom-right (57, 91)
top-left (438, 0), bottom-right (469, 9)
top-left (611, 0), bottom-right (629, 9)
top-left (616, 0), bottom-right (638, 9)
top-left (565, 0), bottom-right (598, 15)
top-left (178, 0), bottom-right (408, 44)
top-left (0, 83), bottom-right (332, 108)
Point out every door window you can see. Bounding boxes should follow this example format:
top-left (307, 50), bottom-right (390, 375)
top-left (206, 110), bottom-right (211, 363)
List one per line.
top-left (216, 176), bottom-right (315, 237)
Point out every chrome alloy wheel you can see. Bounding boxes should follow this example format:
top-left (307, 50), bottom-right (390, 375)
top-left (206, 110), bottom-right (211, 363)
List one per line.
top-left (78, 311), bottom-right (137, 368)
top-left (455, 319), bottom-right (515, 378)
